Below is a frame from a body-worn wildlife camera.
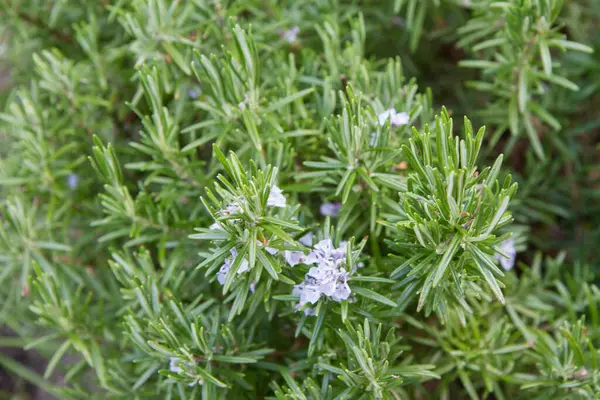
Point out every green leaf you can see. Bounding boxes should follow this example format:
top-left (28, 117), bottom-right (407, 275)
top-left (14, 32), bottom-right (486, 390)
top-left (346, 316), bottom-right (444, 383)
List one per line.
top-left (265, 88), bottom-right (314, 113)
top-left (518, 67), bottom-right (528, 112)
top-left (212, 355), bottom-right (257, 364)
top-left (353, 287), bottom-right (397, 307)
top-left (549, 39), bottom-right (593, 53)
top-left (539, 73), bottom-right (579, 91)
top-left (523, 113), bottom-right (545, 161)
top-left (350, 276), bottom-right (395, 284)
top-left (432, 235), bottom-right (460, 287)
top-left (44, 340), bottom-right (71, 379)
top-left (458, 60), bottom-right (500, 69)
top-left (33, 241), bottom-right (72, 252)
top-left (539, 40), bottom-right (552, 76)
top-left (471, 251), bottom-right (505, 304)
top-left (162, 42), bottom-right (191, 75)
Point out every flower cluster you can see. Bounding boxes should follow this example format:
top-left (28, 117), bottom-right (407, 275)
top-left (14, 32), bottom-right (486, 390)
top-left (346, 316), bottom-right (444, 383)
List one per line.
top-left (290, 239), bottom-right (353, 315)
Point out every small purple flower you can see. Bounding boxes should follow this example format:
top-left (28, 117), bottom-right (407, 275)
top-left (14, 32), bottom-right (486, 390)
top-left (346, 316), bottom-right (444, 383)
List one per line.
top-left (378, 109), bottom-right (409, 127)
top-left (223, 202), bottom-right (242, 215)
top-left (290, 239), bottom-right (353, 314)
top-left (495, 239), bottom-right (517, 271)
top-left (217, 248), bottom-right (250, 285)
top-left (170, 357), bottom-right (183, 373)
top-left (265, 246), bottom-right (279, 255)
top-left (189, 86), bottom-right (202, 99)
top-left (67, 173), bottom-right (79, 189)
top-left (281, 26), bottom-right (300, 43)
top-left (320, 202), bottom-right (342, 217)
top-left (267, 185), bottom-right (286, 208)
top-left (299, 232), bottom-right (313, 246)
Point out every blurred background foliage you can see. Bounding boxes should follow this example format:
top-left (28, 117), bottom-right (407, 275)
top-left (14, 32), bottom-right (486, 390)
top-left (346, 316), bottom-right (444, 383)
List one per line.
top-left (0, 0), bottom-right (599, 399)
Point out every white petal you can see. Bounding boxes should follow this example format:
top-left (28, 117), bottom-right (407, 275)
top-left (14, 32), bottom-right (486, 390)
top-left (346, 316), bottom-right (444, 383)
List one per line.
top-left (495, 239), bottom-right (517, 271)
top-left (237, 259), bottom-right (250, 274)
top-left (378, 108), bottom-right (409, 127)
top-left (299, 232), bottom-right (313, 246)
top-left (331, 282), bottom-right (351, 302)
top-left (217, 264), bottom-right (229, 285)
top-left (331, 242), bottom-right (347, 261)
top-left (316, 258), bottom-right (338, 271)
top-left (318, 280), bottom-right (337, 297)
top-left (282, 26), bottom-right (300, 43)
top-left (313, 239), bottom-right (334, 256)
top-left (292, 283), bottom-right (305, 297)
top-left (224, 204), bottom-right (241, 215)
top-left (285, 250), bottom-right (305, 267)
top-left (267, 185), bottom-right (287, 207)
top-left (265, 246), bottom-right (279, 255)
top-left (499, 257), bottom-right (513, 271)
top-left (378, 109), bottom-right (395, 126)
top-left (390, 112), bottom-right (409, 126)
top-left (307, 265), bottom-right (333, 280)
top-left (170, 357), bottom-right (183, 373)
top-left (301, 286), bottom-right (322, 304)
top-left (305, 251), bottom-right (321, 265)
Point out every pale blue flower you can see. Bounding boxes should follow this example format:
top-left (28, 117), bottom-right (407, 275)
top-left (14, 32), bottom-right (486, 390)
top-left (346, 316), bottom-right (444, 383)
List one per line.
top-left (67, 173), bottom-right (79, 189)
top-left (169, 357), bottom-right (183, 373)
top-left (495, 239), bottom-right (517, 271)
top-left (320, 202), bottom-right (341, 217)
top-left (291, 239), bottom-right (352, 313)
top-left (282, 26), bottom-right (300, 43)
top-left (188, 86), bottom-right (202, 99)
top-left (378, 108), bottom-right (409, 127)
top-left (217, 248), bottom-right (250, 285)
top-left (299, 232), bottom-right (313, 246)
top-left (267, 185), bottom-right (286, 207)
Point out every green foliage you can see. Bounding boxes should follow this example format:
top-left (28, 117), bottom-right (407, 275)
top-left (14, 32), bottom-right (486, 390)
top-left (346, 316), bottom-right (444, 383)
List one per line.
top-left (458, 0), bottom-right (594, 159)
top-left (0, 1), bottom-right (599, 399)
top-left (387, 108), bottom-right (516, 318)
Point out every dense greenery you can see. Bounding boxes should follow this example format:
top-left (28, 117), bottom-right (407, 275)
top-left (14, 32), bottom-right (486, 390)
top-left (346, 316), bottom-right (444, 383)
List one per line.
top-left (0, 1), bottom-right (599, 399)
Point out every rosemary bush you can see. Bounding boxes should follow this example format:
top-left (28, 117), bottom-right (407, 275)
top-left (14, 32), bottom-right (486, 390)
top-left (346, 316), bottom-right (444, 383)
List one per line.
top-left (0, 1), bottom-right (599, 399)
